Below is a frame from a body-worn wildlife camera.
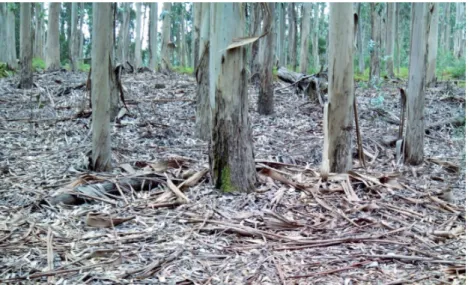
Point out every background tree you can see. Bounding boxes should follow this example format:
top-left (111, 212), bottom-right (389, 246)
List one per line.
top-left (288, 3), bottom-right (297, 71)
top-left (258, 3), bottom-right (275, 115)
top-left (311, 3), bottom-right (320, 71)
top-left (356, 3), bottom-right (365, 74)
top-left (192, 3), bottom-right (201, 69)
top-left (453, 2), bottom-right (465, 58)
top-left (278, 3), bottom-right (285, 66)
top-left (46, 3), bottom-right (61, 70)
top-left (369, 3), bottom-right (380, 86)
top-left (405, 3), bottom-right (429, 165)
top-left (70, 3), bottom-right (78, 71)
top-left (426, 3), bottom-right (438, 86)
top-left (442, 3), bottom-right (452, 52)
top-left (134, 2), bottom-right (142, 68)
top-left (160, 2), bottom-right (172, 72)
top-left (395, 3), bottom-right (400, 75)
top-left (299, 3), bottom-right (311, 73)
top-left (91, 3), bottom-right (113, 172)
top-left (34, 3), bottom-right (45, 60)
top-left (118, 3), bottom-right (131, 64)
top-left (78, 3), bottom-right (84, 59)
top-left (0, 3), bottom-right (18, 69)
top-left (385, 3), bottom-right (396, 78)
top-left (19, 3), bottom-right (32, 89)
top-left (249, 3), bottom-right (261, 76)
top-left (322, 3), bottom-right (354, 174)
top-left (209, 3), bottom-right (256, 193)
top-left (149, 3), bottom-right (158, 69)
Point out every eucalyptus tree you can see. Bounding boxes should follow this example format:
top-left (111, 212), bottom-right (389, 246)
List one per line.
top-left (288, 3), bottom-right (297, 71)
top-left (209, 3), bottom-right (256, 192)
top-left (426, 3), bottom-right (438, 86)
top-left (278, 3), bottom-right (285, 66)
top-left (453, 3), bottom-right (464, 58)
top-left (34, 3), bottom-right (45, 60)
top-left (149, 3), bottom-right (158, 69)
top-left (192, 3), bottom-right (201, 69)
top-left (0, 3), bottom-right (17, 69)
top-left (321, 3), bottom-right (355, 175)
top-left (249, 3), bottom-right (261, 75)
top-left (91, 3), bottom-right (113, 171)
top-left (160, 2), bottom-right (172, 72)
top-left (134, 2), bottom-right (142, 68)
top-left (118, 3), bottom-right (131, 64)
top-left (311, 3), bottom-right (320, 71)
top-left (46, 3), bottom-right (61, 70)
top-left (405, 3), bottom-right (428, 165)
top-left (19, 3), bottom-right (33, 89)
top-left (299, 3), bottom-right (311, 73)
top-left (369, 3), bottom-right (380, 86)
top-left (258, 3), bottom-right (275, 115)
top-left (70, 2), bottom-right (79, 71)
top-left (385, 3), bottom-right (395, 78)
top-left (356, 3), bottom-right (365, 74)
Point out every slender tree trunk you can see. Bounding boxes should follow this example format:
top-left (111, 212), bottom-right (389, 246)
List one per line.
top-left (380, 4), bottom-right (386, 58)
top-left (453, 3), bottom-right (463, 58)
top-left (444, 3), bottom-right (451, 52)
top-left (46, 3), bottom-right (61, 70)
top-left (385, 3), bottom-right (395, 78)
top-left (278, 3), bottom-right (285, 66)
top-left (79, 3), bottom-right (84, 59)
top-left (19, 3), bottom-right (33, 89)
top-left (357, 3), bottom-right (365, 74)
top-left (395, 3), bottom-right (400, 75)
top-left (258, 3), bottom-right (275, 115)
top-left (322, 3), bottom-right (354, 174)
top-left (426, 3), bottom-right (438, 86)
top-left (160, 2), bottom-right (172, 72)
top-left (180, 8), bottom-right (187, 67)
top-left (369, 3), bottom-right (380, 86)
top-left (195, 3), bottom-right (210, 140)
top-left (209, 3), bottom-right (256, 193)
top-left (134, 3), bottom-right (142, 69)
top-left (299, 3), bottom-right (311, 73)
top-left (405, 3), bottom-right (428, 165)
top-left (149, 3), bottom-right (158, 69)
top-left (250, 3), bottom-right (261, 76)
top-left (312, 3), bottom-right (320, 71)
top-left (34, 3), bottom-right (44, 59)
top-left (288, 3), bottom-right (297, 71)
top-left (91, 3), bottom-right (112, 172)
top-left (192, 3), bottom-right (202, 69)
top-left (0, 4), bottom-right (17, 69)
top-left (70, 3), bottom-right (78, 71)
top-left (119, 3), bottom-right (130, 64)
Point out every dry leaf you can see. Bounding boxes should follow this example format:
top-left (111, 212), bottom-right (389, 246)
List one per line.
top-left (86, 212), bottom-right (135, 228)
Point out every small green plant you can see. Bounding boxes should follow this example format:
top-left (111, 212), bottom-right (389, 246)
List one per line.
top-left (32, 57), bottom-right (46, 71)
top-left (396, 67), bottom-right (409, 79)
top-left (79, 63), bottom-right (90, 72)
top-left (0, 62), bottom-right (13, 78)
top-left (173, 66), bottom-right (194, 75)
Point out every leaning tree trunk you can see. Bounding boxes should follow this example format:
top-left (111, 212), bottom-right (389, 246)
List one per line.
top-left (19, 3), bottom-right (33, 89)
top-left (288, 3), bottom-right (297, 71)
top-left (357, 3), bottom-right (365, 74)
top-left (91, 3), bottom-right (113, 172)
top-left (149, 3), bottom-right (158, 69)
top-left (209, 3), bottom-right (256, 193)
top-left (134, 2), bottom-right (142, 68)
top-left (70, 2), bottom-right (78, 71)
top-left (405, 3), bottom-right (428, 165)
top-left (258, 3), bottom-right (275, 115)
top-left (311, 3), bottom-right (320, 71)
top-left (299, 3), bottom-right (312, 74)
top-left (322, 3), bottom-right (355, 175)
top-left (385, 3), bottom-right (395, 78)
top-left (278, 3), bottom-right (285, 66)
top-left (195, 3), bottom-right (210, 140)
top-left (369, 3), bottom-right (380, 87)
top-left (46, 3), bottom-right (61, 71)
top-left (159, 2), bottom-right (172, 72)
top-left (426, 3), bottom-right (438, 87)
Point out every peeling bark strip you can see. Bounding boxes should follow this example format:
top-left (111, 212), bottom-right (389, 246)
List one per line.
top-left (325, 3), bottom-right (354, 173)
top-left (209, 3), bottom-right (256, 193)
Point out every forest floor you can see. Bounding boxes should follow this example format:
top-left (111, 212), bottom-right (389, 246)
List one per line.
top-left (0, 69), bottom-right (465, 284)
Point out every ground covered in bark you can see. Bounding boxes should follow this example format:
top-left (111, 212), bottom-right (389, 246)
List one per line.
top-left (0, 69), bottom-right (465, 284)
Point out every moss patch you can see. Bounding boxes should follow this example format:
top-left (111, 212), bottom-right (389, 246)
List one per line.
top-left (220, 167), bottom-right (236, 193)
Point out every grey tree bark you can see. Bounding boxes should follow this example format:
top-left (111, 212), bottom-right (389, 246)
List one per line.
top-left (70, 3), bottom-right (78, 71)
top-left (192, 3), bottom-right (202, 69)
top-left (91, 3), bottom-right (113, 172)
top-left (34, 3), bottom-right (45, 59)
top-left (453, 3), bottom-right (464, 58)
top-left (46, 3), bottom-right (61, 70)
top-left (79, 3), bottom-right (84, 59)
top-left (209, 3), bottom-right (256, 193)
top-left (258, 3), bottom-right (275, 115)
top-left (134, 2), bottom-right (142, 69)
top-left (288, 3), bottom-right (297, 71)
top-left (356, 3), bottom-right (365, 74)
top-left (118, 3), bottom-right (131, 64)
top-left (249, 3), bottom-right (261, 76)
top-left (278, 3), bottom-right (285, 66)
top-left (149, 3), bottom-right (158, 69)
top-left (443, 3), bottom-right (451, 52)
top-left (160, 2), bottom-right (172, 72)
top-left (311, 3), bottom-right (320, 71)
top-left (180, 8), bottom-right (187, 67)
top-left (299, 3), bottom-right (312, 73)
top-left (322, 3), bottom-right (354, 174)
top-left (19, 3), bottom-right (33, 89)
top-left (426, 3), bottom-right (438, 86)
top-left (405, 3), bottom-right (428, 165)
top-left (385, 3), bottom-right (395, 78)
top-left (0, 4), bottom-right (18, 69)
top-left (195, 3), bottom-right (210, 140)
top-left (395, 3), bottom-right (400, 75)
top-left (369, 3), bottom-right (380, 87)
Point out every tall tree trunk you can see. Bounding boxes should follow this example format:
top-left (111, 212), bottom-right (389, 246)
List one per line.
top-left (426, 3), bottom-right (438, 86)
top-left (46, 3), bottom-right (61, 70)
top-left (380, 4), bottom-right (386, 58)
top-left (19, 3), bottom-right (33, 89)
top-left (288, 3), bottom-right (297, 71)
top-left (149, 3), bottom-right (158, 69)
top-left (91, 3), bottom-right (112, 172)
top-left (134, 2), bottom-right (142, 69)
top-left (0, 4), bottom-right (18, 69)
top-left (160, 2), bottom-right (172, 72)
top-left (369, 3), bottom-right (380, 87)
top-left (444, 3), bottom-right (451, 52)
top-left (249, 3), bottom-right (261, 76)
top-left (180, 8), bottom-right (187, 67)
top-left (209, 3), bottom-right (256, 193)
top-left (322, 3), bottom-right (354, 174)
top-left (258, 3), bottom-right (275, 115)
top-left (70, 3), bottom-right (78, 71)
top-left (385, 3), bottom-right (395, 78)
top-left (299, 3), bottom-right (311, 73)
top-left (195, 3), bottom-right (210, 140)
top-left (119, 3), bottom-right (131, 64)
top-left (192, 3), bottom-right (202, 69)
top-left (311, 3), bottom-right (320, 71)
top-left (34, 3), bottom-right (45, 59)
top-left (79, 3), bottom-right (84, 59)
top-left (453, 3), bottom-right (463, 58)
top-left (405, 3), bottom-right (428, 165)
top-left (395, 3), bottom-right (400, 75)
top-left (357, 3), bottom-right (365, 74)
top-left (278, 3), bottom-right (285, 66)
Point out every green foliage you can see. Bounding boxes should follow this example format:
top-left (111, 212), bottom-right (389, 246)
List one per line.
top-left (79, 63), bottom-right (90, 72)
top-left (318, 37), bottom-right (327, 55)
top-left (395, 67), bottom-right (409, 79)
top-left (354, 71), bottom-right (369, 82)
top-left (32, 58), bottom-right (46, 71)
top-left (173, 66), bottom-right (193, 75)
top-left (0, 62), bottom-right (14, 78)
top-left (220, 167), bottom-right (235, 193)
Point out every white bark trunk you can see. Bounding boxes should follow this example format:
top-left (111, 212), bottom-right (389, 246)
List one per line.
top-left (160, 2), bottom-right (172, 71)
top-left (79, 3), bottom-right (84, 59)
top-left (91, 3), bottom-right (113, 172)
top-left (323, 3), bottom-right (354, 173)
top-left (70, 2), bottom-right (78, 71)
top-left (453, 3), bottom-right (464, 58)
top-left (134, 3), bottom-right (142, 69)
top-left (0, 4), bottom-right (17, 68)
top-left (312, 3), bottom-right (320, 71)
top-left (209, 3), bottom-right (256, 192)
top-left (357, 3), bottom-right (365, 74)
top-left (405, 3), bottom-right (428, 165)
top-left (34, 3), bottom-right (45, 59)
top-left (46, 3), bottom-right (61, 70)
top-left (444, 3), bottom-right (451, 52)
top-left (385, 3), bottom-right (395, 78)
top-left (426, 3), bottom-right (438, 86)
top-left (258, 3), bottom-right (275, 115)
top-left (180, 9), bottom-right (187, 67)
top-left (369, 3), bottom-right (380, 86)
top-left (288, 3), bottom-right (297, 71)
top-left (278, 3), bottom-right (285, 66)
top-left (20, 3), bottom-right (33, 89)
top-left (299, 3), bottom-right (311, 73)
top-left (119, 3), bottom-right (131, 64)
top-left (149, 3), bottom-right (158, 69)
top-left (192, 3), bottom-right (202, 69)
